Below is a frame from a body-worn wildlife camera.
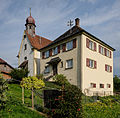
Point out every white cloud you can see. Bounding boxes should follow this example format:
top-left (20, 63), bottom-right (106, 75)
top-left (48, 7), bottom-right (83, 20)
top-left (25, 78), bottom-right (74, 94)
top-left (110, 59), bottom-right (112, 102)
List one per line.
top-left (78, 0), bottom-right (96, 4)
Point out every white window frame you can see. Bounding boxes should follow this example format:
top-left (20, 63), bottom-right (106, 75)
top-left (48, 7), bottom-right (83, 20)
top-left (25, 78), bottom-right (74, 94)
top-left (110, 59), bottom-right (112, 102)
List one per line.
top-left (66, 59), bottom-right (73, 69)
top-left (106, 50), bottom-right (110, 57)
top-left (66, 41), bottom-right (73, 51)
top-left (101, 46), bottom-right (104, 55)
top-left (45, 51), bottom-right (49, 58)
top-left (89, 40), bottom-right (94, 50)
top-left (89, 59), bottom-right (94, 68)
top-left (53, 47), bottom-right (58, 55)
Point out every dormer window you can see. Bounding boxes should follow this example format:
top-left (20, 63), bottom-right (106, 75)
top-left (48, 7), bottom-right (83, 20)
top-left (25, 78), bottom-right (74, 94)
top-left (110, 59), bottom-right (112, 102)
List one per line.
top-left (24, 44), bottom-right (27, 50)
top-left (24, 35), bottom-right (26, 38)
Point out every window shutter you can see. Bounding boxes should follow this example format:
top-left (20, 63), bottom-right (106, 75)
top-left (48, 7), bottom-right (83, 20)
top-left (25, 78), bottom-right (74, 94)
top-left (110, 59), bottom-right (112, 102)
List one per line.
top-left (99, 45), bottom-right (101, 53)
top-left (105, 48), bottom-right (107, 56)
top-left (49, 49), bottom-right (52, 56)
top-left (110, 66), bottom-right (112, 72)
top-left (73, 39), bottom-right (76, 48)
top-left (94, 42), bottom-right (96, 51)
top-left (42, 52), bottom-right (45, 59)
top-left (109, 84), bottom-right (111, 88)
top-left (105, 64), bottom-right (107, 71)
top-left (86, 38), bottom-right (89, 48)
top-left (94, 61), bottom-right (97, 69)
top-left (93, 84), bottom-right (96, 88)
top-left (110, 51), bottom-right (111, 58)
top-left (86, 58), bottom-right (89, 67)
top-left (62, 43), bottom-right (66, 52)
top-left (102, 84), bottom-right (104, 88)
top-left (58, 45), bottom-right (60, 53)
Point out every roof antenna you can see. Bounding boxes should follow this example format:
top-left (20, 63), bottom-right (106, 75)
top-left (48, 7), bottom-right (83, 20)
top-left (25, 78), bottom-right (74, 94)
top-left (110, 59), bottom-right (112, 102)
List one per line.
top-left (30, 8), bottom-right (31, 16)
top-left (67, 19), bottom-right (73, 33)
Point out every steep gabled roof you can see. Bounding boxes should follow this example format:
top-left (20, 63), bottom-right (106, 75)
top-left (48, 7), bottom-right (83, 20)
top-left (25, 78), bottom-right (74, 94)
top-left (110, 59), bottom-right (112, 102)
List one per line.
top-left (0, 58), bottom-right (14, 69)
top-left (25, 31), bottom-right (52, 50)
top-left (40, 25), bottom-right (115, 51)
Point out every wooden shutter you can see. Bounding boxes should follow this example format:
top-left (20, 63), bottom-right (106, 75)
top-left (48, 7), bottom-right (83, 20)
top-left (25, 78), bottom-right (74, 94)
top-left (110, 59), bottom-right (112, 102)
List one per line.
top-left (86, 38), bottom-right (89, 48)
top-left (99, 45), bottom-right (101, 53)
top-left (73, 39), bottom-right (76, 48)
top-left (110, 66), bottom-right (112, 72)
top-left (58, 45), bottom-right (60, 53)
top-left (110, 51), bottom-right (111, 58)
top-left (86, 58), bottom-right (89, 67)
top-left (105, 64), bottom-right (107, 71)
top-left (62, 43), bottom-right (66, 52)
top-left (49, 49), bottom-right (52, 56)
top-left (42, 52), bottom-right (45, 59)
top-left (105, 48), bottom-right (107, 56)
top-left (94, 42), bottom-right (96, 51)
top-left (94, 61), bottom-right (97, 69)
top-left (102, 84), bottom-right (104, 88)
top-left (93, 84), bottom-right (96, 88)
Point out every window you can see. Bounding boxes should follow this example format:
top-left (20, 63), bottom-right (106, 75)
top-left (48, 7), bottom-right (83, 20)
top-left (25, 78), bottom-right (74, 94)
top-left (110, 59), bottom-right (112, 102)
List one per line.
top-left (24, 35), bottom-right (26, 38)
top-left (91, 83), bottom-right (96, 88)
top-left (24, 44), bottom-right (27, 50)
top-left (107, 84), bottom-right (111, 88)
top-left (86, 58), bottom-right (97, 69)
top-left (44, 66), bottom-right (50, 73)
top-left (106, 50), bottom-right (110, 57)
top-left (100, 46), bottom-right (104, 55)
top-left (105, 64), bottom-right (112, 72)
top-left (45, 51), bottom-right (49, 58)
top-left (29, 26), bottom-right (31, 29)
top-left (100, 84), bottom-right (104, 88)
top-left (66, 41), bottom-right (73, 51)
top-left (66, 59), bottom-right (73, 69)
top-left (53, 47), bottom-right (58, 55)
top-left (86, 38), bottom-right (96, 51)
top-left (24, 57), bottom-right (27, 60)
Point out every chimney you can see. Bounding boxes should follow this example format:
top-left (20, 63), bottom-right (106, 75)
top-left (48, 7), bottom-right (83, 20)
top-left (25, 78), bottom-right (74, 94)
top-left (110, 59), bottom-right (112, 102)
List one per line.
top-left (75, 18), bottom-right (80, 27)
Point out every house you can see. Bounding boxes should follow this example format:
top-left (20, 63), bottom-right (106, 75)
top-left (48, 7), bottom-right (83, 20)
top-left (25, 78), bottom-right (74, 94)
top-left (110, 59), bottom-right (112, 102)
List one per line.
top-left (17, 13), bottom-right (52, 76)
top-left (40, 18), bottom-right (115, 96)
top-left (0, 58), bottom-right (14, 79)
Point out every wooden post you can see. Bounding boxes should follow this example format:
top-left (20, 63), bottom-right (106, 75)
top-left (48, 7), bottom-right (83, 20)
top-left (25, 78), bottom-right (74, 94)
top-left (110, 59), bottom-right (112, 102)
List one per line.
top-left (32, 87), bottom-right (34, 109)
top-left (22, 87), bottom-right (24, 104)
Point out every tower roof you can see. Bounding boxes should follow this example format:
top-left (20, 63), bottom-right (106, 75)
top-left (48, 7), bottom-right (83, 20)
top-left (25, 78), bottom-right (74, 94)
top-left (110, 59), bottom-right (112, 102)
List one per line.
top-left (26, 15), bottom-right (35, 26)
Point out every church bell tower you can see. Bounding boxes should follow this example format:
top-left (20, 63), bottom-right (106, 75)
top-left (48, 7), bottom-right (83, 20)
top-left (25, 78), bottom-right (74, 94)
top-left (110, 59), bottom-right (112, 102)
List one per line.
top-left (25, 8), bottom-right (36, 36)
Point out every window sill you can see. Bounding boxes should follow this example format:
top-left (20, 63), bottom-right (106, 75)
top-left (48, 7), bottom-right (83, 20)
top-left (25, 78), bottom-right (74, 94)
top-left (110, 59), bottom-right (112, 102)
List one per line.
top-left (87, 47), bottom-right (96, 52)
top-left (65, 67), bottom-right (73, 70)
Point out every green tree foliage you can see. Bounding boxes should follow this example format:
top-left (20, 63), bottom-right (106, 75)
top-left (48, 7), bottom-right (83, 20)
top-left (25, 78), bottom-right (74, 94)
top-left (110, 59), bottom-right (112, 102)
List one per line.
top-left (53, 74), bottom-right (70, 86)
top-left (20, 76), bottom-right (45, 89)
top-left (50, 84), bottom-right (83, 118)
top-left (9, 68), bottom-right (29, 82)
top-left (113, 75), bottom-right (120, 92)
top-left (0, 74), bottom-right (8, 109)
top-left (36, 74), bottom-right (44, 80)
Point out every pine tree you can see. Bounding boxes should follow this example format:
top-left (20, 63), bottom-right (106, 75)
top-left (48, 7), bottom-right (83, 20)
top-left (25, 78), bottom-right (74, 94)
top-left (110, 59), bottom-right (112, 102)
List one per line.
top-left (0, 74), bottom-right (8, 109)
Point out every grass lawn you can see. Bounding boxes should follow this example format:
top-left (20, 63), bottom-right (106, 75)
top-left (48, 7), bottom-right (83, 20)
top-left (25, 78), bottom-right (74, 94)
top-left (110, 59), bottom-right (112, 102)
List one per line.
top-left (0, 83), bottom-right (46, 118)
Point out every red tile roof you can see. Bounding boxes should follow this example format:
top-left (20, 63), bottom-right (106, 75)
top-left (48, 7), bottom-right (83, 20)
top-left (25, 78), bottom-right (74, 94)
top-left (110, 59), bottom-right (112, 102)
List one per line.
top-left (0, 58), bottom-right (14, 69)
top-left (25, 31), bottom-right (52, 50)
top-left (0, 58), bottom-right (7, 64)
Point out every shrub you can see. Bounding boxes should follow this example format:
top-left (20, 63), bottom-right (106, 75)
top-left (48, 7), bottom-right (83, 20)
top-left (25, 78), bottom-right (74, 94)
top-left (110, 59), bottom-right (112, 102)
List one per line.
top-left (53, 74), bottom-right (70, 86)
top-left (0, 74), bottom-right (8, 109)
top-left (50, 84), bottom-right (84, 118)
top-left (9, 68), bottom-right (29, 83)
top-left (36, 74), bottom-right (44, 80)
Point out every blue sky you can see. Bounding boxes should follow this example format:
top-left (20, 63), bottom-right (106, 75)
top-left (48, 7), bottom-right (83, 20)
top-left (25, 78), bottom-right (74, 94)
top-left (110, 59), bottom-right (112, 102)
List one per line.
top-left (0, 0), bottom-right (120, 76)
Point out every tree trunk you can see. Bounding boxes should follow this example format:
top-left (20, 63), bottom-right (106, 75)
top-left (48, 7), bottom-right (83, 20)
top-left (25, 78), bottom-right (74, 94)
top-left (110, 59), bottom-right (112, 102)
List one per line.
top-left (32, 87), bottom-right (34, 109)
top-left (22, 87), bottom-right (24, 104)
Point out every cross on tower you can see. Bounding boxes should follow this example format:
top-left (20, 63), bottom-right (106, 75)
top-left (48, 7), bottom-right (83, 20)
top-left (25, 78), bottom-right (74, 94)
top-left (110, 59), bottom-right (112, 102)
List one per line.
top-left (67, 19), bottom-right (73, 28)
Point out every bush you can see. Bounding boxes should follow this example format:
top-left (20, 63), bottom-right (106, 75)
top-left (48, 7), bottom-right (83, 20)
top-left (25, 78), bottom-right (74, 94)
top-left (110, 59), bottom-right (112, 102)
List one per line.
top-left (9, 68), bottom-right (29, 83)
top-left (113, 75), bottom-right (120, 92)
top-left (0, 74), bottom-right (8, 109)
top-left (50, 84), bottom-right (84, 118)
top-left (53, 74), bottom-right (70, 86)
top-left (36, 74), bottom-right (44, 80)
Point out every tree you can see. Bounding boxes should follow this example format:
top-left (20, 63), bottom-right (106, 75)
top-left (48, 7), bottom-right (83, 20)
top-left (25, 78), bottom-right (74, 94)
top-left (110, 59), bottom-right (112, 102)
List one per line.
top-left (113, 75), bottom-right (120, 92)
top-left (0, 74), bottom-right (8, 109)
top-left (20, 76), bottom-right (45, 109)
top-left (9, 68), bottom-right (29, 82)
